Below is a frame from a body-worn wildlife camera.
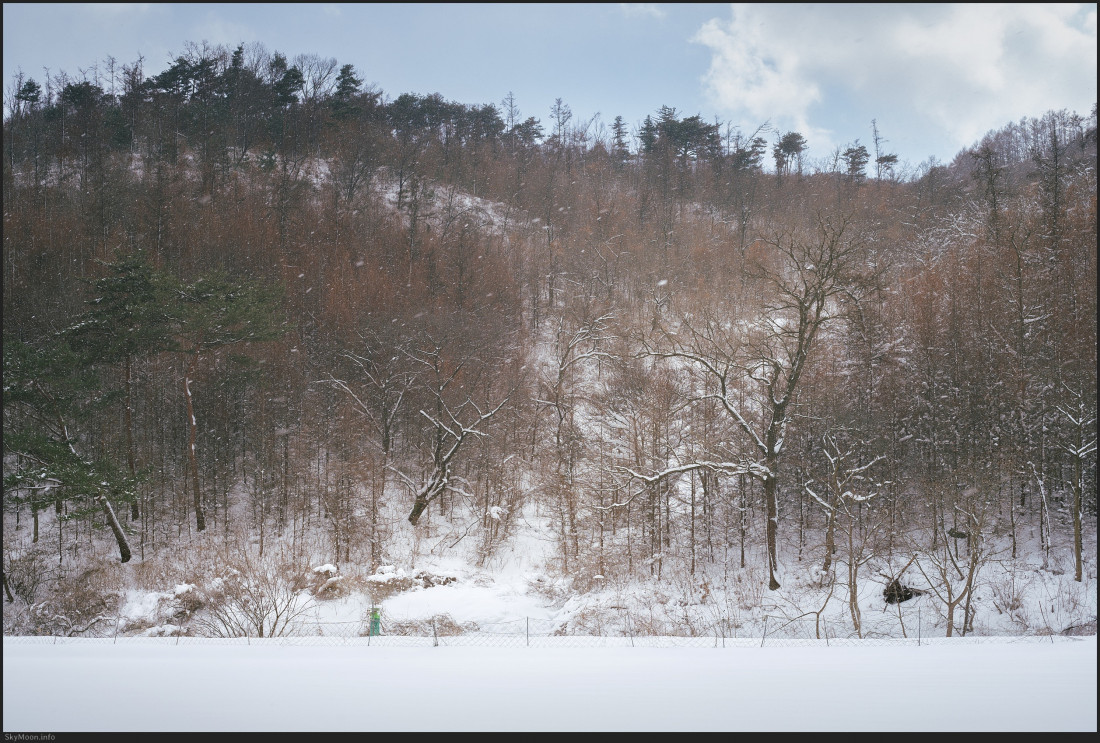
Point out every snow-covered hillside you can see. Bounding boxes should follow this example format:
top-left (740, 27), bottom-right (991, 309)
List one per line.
top-left (5, 490), bottom-right (1094, 644)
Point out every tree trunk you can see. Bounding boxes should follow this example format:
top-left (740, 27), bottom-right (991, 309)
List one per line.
top-left (1073, 452), bottom-right (1083, 582)
top-left (689, 474), bottom-right (696, 576)
top-left (125, 354), bottom-right (139, 520)
top-left (2, 571), bottom-right (14, 603)
top-left (764, 470), bottom-right (781, 590)
top-left (99, 496), bottom-right (132, 563)
top-left (408, 495), bottom-right (429, 526)
top-left (184, 353), bottom-right (206, 532)
top-left (847, 522), bottom-right (861, 637)
top-left (739, 474), bottom-right (746, 569)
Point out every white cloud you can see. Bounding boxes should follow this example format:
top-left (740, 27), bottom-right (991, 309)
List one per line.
top-left (619, 4), bottom-right (666, 21)
top-left (692, 7), bottom-right (821, 141)
top-left (693, 3), bottom-right (1097, 160)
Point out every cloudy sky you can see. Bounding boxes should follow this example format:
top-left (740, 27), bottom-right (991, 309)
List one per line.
top-left (3, 3), bottom-right (1096, 170)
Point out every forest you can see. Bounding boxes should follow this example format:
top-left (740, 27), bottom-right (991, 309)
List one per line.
top-left (2, 41), bottom-right (1096, 639)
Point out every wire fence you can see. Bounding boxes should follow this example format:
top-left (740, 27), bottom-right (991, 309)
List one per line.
top-left (5, 611), bottom-right (1088, 648)
top-left (3, 633), bottom-right (1084, 648)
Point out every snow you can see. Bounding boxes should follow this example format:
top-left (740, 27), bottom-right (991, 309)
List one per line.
top-left (365, 565), bottom-right (406, 583)
top-left (384, 578), bottom-right (555, 626)
top-left (317, 576), bottom-right (343, 593)
top-left (136, 624), bottom-right (181, 637)
top-left (3, 636), bottom-right (1094, 731)
top-left (121, 589), bottom-right (171, 623)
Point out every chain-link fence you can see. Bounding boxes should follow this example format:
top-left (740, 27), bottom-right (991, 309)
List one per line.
top-left (5, 609), bottom-right (1087, 648)
top-left (2, 633), bottom-right (1083, 647)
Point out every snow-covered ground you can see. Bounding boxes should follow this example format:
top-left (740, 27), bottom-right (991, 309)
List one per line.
top-left (7, 493), bottom-right (1093, 643)
top-left (3, 636), bottom-right (1094, 731)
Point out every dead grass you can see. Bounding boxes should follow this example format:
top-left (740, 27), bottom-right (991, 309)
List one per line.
top-left (381, 612), bottom-right (479, 636)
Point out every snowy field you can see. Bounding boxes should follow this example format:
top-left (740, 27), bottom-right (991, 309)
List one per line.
top-left (3, 636), bottom-right (1095, 731)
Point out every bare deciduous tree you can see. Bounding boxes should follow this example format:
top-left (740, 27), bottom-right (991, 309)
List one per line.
top-left (639, 213), bottom-right (876, 589)
top-left (396, 334), bottom-right (516, 527)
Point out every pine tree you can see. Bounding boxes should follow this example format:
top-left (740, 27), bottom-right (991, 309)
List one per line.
top-left (68, 252), bottom-right (178, 519)
top-left (842, 141), bottom-right (870, 182)
top-left (638, 115), bottom-right (657, 155)
top-left (331, 63), bottom-right (362, 121)
top-left (611, 115), bottom-right (630, 166)
top-left (3, 336), bottom-right (135, 563)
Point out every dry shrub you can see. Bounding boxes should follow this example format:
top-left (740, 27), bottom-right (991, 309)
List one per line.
top-left (29, 561), bottom-right (125, 636)
top-left (382, 613), bottom-right (479, 636)
top-left (191, 550), bottom-right (314, 638)
top-left (299, 562), bottom-right (375, 600)
top-left (169, 584), bottom-right (205, 617)
top-left (988, 569), bottom-right (1027, 617)
top-left (363, 574), bottom-right (420, 604)
top-left (526, 573), bottom-right (574, 604)
top-left (730, 565), bottom-right (768, 611)
top-left (119, 613), bottom-right (158, 635)
top-left (559, 551), bottom-right (613, 594)
top-left (129, 555), bottom-right (186, 594)
top-left (1061, 618), bottom-right (1097, 636)
top-left (560, 605), bottom-right (626, 636)
top-left (313, 577), bottom-right (348, 599)
top-left (311, 573), bottom-right (356, 600)
top-left (622, 602), bottom-right (675, 637)
top-left (5, 548), bottom-right (53, 604)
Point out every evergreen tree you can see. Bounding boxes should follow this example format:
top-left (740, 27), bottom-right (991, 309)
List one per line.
top-left (331, 63), bottom-right (362, 121)
top-left (730, 131), bottom-right (768, 171)
top-left (611, 115), bottom-right (630, 166)
top-left (638, 115), bottom-right (657, 155)
top-left (3, 336), bottom-right (135, 563)
top-left (68, 253), bottom-right (178, 519)
top-left (773, 131), bottom-right (807, 178)
top-left (510, 116), bottom-right (543, 148)
top-left (842, 141), bottom-right (870, 182)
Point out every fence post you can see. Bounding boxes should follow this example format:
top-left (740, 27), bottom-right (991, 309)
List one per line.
top-left (432, 617), bottom-right (438, 647)
top-left (760, 615), bottom-right (768, 648)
